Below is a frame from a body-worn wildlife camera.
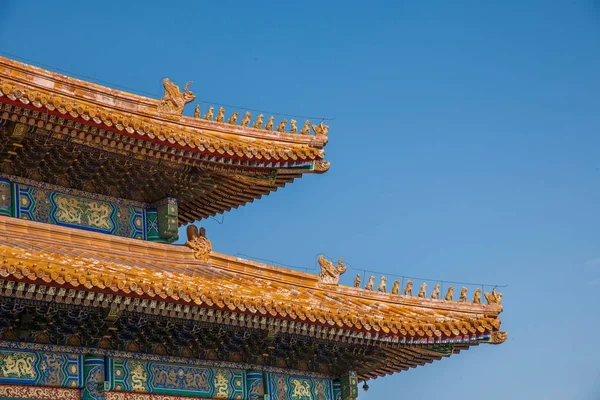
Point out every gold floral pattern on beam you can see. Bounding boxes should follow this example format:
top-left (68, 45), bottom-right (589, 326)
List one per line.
top-left (0, 384), bottom-right (79, 400)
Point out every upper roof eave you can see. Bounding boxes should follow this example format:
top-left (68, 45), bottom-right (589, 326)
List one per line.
top-left (0, 56), bottom-right (329, 165)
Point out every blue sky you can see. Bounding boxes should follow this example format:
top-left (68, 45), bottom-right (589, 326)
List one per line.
top-left (1, 1), bottom-right (599, 399)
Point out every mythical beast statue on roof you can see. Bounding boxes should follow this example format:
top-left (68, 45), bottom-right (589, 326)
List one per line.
top-left (157, 78), bottom-right (195, 115)
top-left (317, 255), bottom-right (347, 285)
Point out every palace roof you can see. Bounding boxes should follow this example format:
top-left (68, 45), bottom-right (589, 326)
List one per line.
top-left (0, 217), bottom-right (506, 380)
top-left (0, 56), bottom-right (329, 224)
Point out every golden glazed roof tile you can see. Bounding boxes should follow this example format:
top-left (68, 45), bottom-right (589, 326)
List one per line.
top-left (0, 56), bottom-right (330, 224)
top-left (0, 56), bottom-right (329, 165)
top-left (0, 217), bottom-right (505, 346)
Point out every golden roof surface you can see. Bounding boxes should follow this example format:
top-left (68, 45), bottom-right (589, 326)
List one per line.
top-left (0, 217), bottom-right (506, 379)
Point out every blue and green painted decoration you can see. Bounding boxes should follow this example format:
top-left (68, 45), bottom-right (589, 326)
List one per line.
top-left (0, 349), bottom-right (82, 388)
top-left (0, 346), bottom-right (355, 399)
top-left (108, 358), bottom-right (245, 399)
top-left (0, 174), bottom-right (178, 243)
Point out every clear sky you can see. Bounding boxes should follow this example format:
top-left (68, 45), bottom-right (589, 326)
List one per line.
top-left (1, 1), bottom-right (599, 399)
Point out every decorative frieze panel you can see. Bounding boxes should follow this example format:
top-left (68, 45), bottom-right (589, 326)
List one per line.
top-left (0, 343), bottom-right (342, 400)
top-left (0, 349), bottom-right (82, 388)
top-left (15, 181), bottom-right (145, 238)
top-left (0, 174), bottom-right (183, 242)
top-left (109, 358), bottom-right (245, 399)
top-left (266, 373), bottom-right (335, 400)
top-left (0, 383), bottom-right (80, 400)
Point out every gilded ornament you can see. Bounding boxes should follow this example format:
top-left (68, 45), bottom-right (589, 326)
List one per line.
top-left (204, 107), bottom-right (214, 121)
top-left (185, 225), bottom-right (212, 262)
top-left (157, 78), bottom-right (195, 115)
top-left (253, 114), bottom-right (264, 129)
top-left (313, 160), bottom-right (331, 173)
top-left (491, 331), bottom-right (508, 344)
top-left (459, 287), bottom-right (468, 302)
top-left (227, 112), bottom-right (239, 124)
top-left (300, 120), bottom-right (311, 135)
top-left (241, 112), bottom-right (252, 127)
top-left (130, 362), bottom-right (147, 392)
top-left (193, 105), bottom-right (200, 118)
top-left (311, 121), bottom-right (329, 136)
top-left (472, 288), bottom-right (481, 304)
top-left (445, 286), bottom-right (454, 301)
top-left (484, 288), bottom-right (503, 305)
top-left (290, 119), bottom-right (298, 133)
top-left (391, 280), bottom-right (400, 294)
top-left (213, 370), bottom-right (230, 397)
top-left (265, 116), bottom-right (275, 131)
top-left (377, 276), bottom-right (387, 292)
top-left (430, 283), bottom-right (440, 299)
top-left (0, 353), bottom-right (35, 377)
top-left (291, 379), bottom-right (311, 398)
top-left (317, 256), bottom-right (347, 285)
top-left (403, 280), bottom-right (413, 296)
top-left (417, 283), bottom-right (427, 298)
top-left (276, 119), bottom-right (287, 132)
top-left (364, 276), bottom-right (375, 291)
top-left (353, 274), bottom-right (361, 288)
top-left (216, 107), bottom-right (225, 123)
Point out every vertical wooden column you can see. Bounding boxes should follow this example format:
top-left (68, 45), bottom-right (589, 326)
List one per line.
top-left (81, 355), bottom-right (105, 400)
top-left (0, 178), bottom-right (12, 216)
top-left (339, 371), bottom-right (358, 400)
top-left (151, 197), bottom-right (178, 243)
top-left (246, 370), bottom-right (265, 399)
top-left (333, 381), bottom-right (342, 399)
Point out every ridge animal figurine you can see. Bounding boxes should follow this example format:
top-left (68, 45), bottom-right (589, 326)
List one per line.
top-left (253, 114), bottom-right (264, 129)
top-left (431, 283), bottom-right (441, 299)
top-left (445, 286), bottom-right (454, 301)
top-left (300, 120), bottom-right (311, 135)
top-left (228, 112), bottom-right (239, 124)
top-left (241, 112), bottom-right (252, 126)
top-left (484, 288), bottom-right (503, 305)
top-left (317, 256), bottom-right (347, 285)
top-left (404, 280), bottom-right (413, 296)
top-left (353, 274), bottom-right (361, 288)
top-left (204, 106), bottom-right (214, 121)
top-left (216, 107), bottom-right (225, 122)
top-left (265, 116), bottom-right (275, 131)
top-left (364, 276), bottom-right (375, 291)
top-left (417, 283), bottom-right (427, 298)
top-left (472, 288), bottom-right (482, 304)
top-left (459, 287), bottom-right (468, 302)
top-left (311, 121), bottom-right (329, 136)
top-left (157, 78), bottom-right (195, 115)
top-left (194, 104), bottom-right (200, 118)
top-left (184, 225), bottom-right (212, 261)
top-left (290, 119), bottom-right (298, 133)
top-left (378, 276), bottom-right (387, 292)
top-left (277, 119), bottom-right (287, 132)
top-left (391, 280), bottom-right (400, 294)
